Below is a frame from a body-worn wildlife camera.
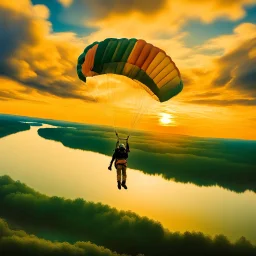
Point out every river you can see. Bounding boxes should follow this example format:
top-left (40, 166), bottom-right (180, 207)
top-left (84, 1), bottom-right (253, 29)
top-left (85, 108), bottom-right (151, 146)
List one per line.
top-left (0, 124), bottom-right (255, 243)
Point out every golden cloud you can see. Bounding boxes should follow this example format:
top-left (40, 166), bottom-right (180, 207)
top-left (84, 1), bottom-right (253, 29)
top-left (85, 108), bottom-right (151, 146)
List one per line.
top-left (176, 0), bottom-right (256, 23)
top-left (199, 23), bottom-right (256, 54)
top-left (32, 4), bottom-right (50, 19)
top-left (62, 0), bottom-right (256, 32)
top-left (57, 0), bottom-right (73, 8)
top-left (0, 0), bottom-right (94, 101)
top-left (0, 0), bottom-right (255, 139)
top-left (0, 0), bottom-right (32, 15)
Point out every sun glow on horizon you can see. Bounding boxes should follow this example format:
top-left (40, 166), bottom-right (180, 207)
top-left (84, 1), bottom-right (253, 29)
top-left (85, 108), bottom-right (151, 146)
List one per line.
top-left (159, 113), bottom-right (174, 126)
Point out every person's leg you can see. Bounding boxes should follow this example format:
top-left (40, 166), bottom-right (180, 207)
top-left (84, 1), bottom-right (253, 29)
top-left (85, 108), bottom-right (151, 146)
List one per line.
top-left (116, 164), bottom-right (122, 189)
top-left (121, 165), bottom-right (127, 189)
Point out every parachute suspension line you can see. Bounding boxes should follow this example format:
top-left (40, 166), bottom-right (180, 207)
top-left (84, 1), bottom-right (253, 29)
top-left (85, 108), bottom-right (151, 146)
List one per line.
top-left (110, 74), bottom-right (117, 131)
top-left (92, 77), bottom-right (119, 139)
top-left (105, 74), bottom-right (117, 134)
top-left (129, 80), bottom-right (143, 129)
top-left (130, 94), bottom-right (145, 129)
top-left (131, 93), bottom-right (148, 131)
top-left (77, 38), bottom-right (184, 143)
top-left (92, 76), bottom-right (108, 123)
top-left (89, 74), bottom-right (101, 105)
top-left (128, 81), bottom-right (149, 137)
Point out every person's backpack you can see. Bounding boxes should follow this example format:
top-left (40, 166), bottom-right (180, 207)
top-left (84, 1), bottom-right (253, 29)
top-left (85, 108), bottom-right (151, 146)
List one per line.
top-left (116, 148), bottom-right (128, 159)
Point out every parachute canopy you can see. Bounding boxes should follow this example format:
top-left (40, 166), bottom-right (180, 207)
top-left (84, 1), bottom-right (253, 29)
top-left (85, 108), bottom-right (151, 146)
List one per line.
top-left (77, 38), bottom-right (183, 102)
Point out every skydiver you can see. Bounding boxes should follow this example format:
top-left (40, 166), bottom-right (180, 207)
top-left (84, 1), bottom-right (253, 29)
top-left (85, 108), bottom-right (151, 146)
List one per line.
top-left (108, 138), bottom-right (130, 190)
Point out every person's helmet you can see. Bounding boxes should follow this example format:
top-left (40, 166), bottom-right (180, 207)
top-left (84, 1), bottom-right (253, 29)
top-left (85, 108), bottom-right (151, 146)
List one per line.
top-left (119, 143), bottom-right (125, 149)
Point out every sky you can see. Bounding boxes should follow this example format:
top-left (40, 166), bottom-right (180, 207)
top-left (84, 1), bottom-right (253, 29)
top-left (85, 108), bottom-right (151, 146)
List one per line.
top-left (0, 0), bottom-right (256, 139)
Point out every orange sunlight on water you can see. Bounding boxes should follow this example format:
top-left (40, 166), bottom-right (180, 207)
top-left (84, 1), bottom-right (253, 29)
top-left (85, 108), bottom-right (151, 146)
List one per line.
top-left (0, 126), bottom-right (256, 243)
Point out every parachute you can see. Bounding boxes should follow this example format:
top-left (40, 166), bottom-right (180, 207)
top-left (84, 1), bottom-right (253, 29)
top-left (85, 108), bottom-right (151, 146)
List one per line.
top-left (77, 38), bottom-right (183, 137)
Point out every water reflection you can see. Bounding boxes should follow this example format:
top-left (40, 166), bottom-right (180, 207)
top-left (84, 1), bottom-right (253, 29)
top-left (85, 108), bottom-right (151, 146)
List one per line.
top-left (0, 125), bottom-right (256, 243)
top-left (38, 126), bottom-right (256, 193)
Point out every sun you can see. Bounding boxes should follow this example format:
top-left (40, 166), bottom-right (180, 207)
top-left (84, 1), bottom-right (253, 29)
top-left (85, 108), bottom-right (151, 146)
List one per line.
top-left (159, 113), bottom-right (173, 125)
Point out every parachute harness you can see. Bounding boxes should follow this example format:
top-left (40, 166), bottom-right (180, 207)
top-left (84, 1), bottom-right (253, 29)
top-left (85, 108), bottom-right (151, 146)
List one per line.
top-left (115, 131), bottom-right (129, 149)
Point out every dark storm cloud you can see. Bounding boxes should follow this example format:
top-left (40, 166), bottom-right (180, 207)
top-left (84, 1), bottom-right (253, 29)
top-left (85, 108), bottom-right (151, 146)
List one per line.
top-left (0, 89), bottom-right (48, 103)
top-left (179, 73), bottom-right (194, 87)
top-left (37, 123), bottom-right (256, 193)
top-left (192, 91), bottom-right (221, 98)
top-left (213, 38), bottom-right (256, 96)
top-left (0, 91), bottom-right (26, 101)
top-left (0, 5), bottom-right (35, 61)
top-left (182, 37), bottom-right (256, 107)
top-left (187, 98), bottom-right (256, 106)
top-left (0, 3), bottom-right (94, 102)
top-left (1, 175), bottom-right (256, 256)
top-left (61, 0), bottom-right (167, 23)
top-left (22, 79), bottom-right (95, 101)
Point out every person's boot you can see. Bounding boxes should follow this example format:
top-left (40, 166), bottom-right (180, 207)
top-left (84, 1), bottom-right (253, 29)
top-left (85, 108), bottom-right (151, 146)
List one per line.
top-left (121, 181), bottom-right (127, 189)
top-left (117, 181), bottom-right (121, 190)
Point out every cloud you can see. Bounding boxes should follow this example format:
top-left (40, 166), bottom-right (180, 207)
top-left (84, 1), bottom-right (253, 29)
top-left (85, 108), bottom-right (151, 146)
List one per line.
top-left (0, 218), bottom-right (125, 256)
top-left (32, 4), bottom-right (50, 19)
top-left (199, 23), bottom-right (256, 54)
top-left (60, 0), bottom-right (256, 29)
top-left (60, 0), bottom-right (167, 24)
top-left (0, 91), bottom-right (24, 101)
top-left (58, 1), bottom-right (256, 71)
top-left (187, 98), bottom-right (256, 106)
top-left (0, 0), bottom-right (255, 137)
top-left (37, 125), bottom-right (256, 193)
top-left (57, 0), bottom-right (73, 8)
top-left (1, 175), bottom-right (256, 256)
top-left (0, 0), bottom-right (95, 102)
top-left (69, 6), bottom-right (254, 110)
top-left (0, 1), bottom-right (254, 107)
top-left (187, 35), bottom-right (256, 107)
top-left (191, 92), bottom-right (221, 98)
top-left (178, 23), bottom-right (256, 107)
top-left (0, 77), bottom-right (49, 103)
top-left (212, 37), bottom-right (256, 95)
top-left (178, 0), bottom-right (256, 23)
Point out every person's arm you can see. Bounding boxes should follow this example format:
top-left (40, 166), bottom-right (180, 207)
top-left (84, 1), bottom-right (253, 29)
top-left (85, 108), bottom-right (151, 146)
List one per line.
top-left (126, 141), bottom-right (130, 152)
top-left (116, 139), bottom-right (119, 149)
top-left (115, 131), bottom-right (119, 149)
top-left (108, 151), bottom-right (116, 170)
